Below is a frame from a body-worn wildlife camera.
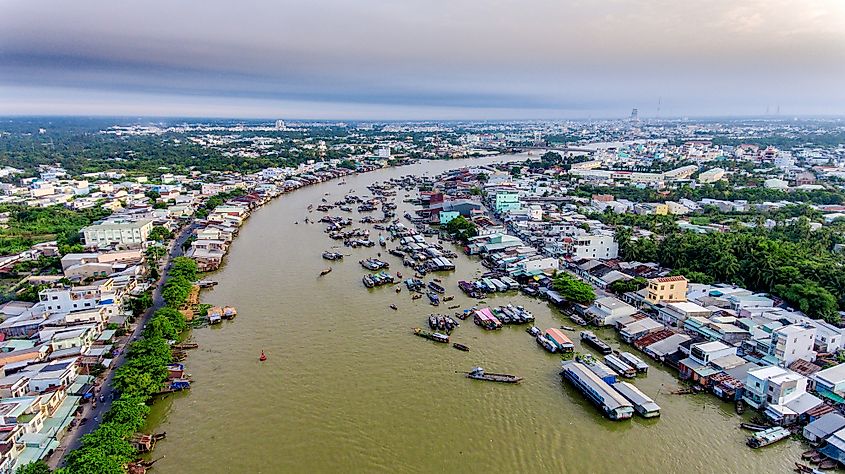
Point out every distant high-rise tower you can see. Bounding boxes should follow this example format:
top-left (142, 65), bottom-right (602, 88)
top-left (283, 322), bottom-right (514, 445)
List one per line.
top-left (630, 108), bottom-right (639, 122)
top-left (275, 119), bottom-right (285, 130)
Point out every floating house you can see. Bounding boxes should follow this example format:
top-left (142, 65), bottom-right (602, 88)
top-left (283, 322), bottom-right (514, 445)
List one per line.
top-left (561, 361), bottom-right (633, 421)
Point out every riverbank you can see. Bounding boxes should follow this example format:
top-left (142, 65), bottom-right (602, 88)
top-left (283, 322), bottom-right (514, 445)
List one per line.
top-left (143, 154), bottom-right (801, 474)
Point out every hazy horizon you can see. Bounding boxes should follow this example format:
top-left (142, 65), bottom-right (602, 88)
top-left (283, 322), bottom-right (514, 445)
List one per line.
top-left (2, 0), bottom-right (844, 120)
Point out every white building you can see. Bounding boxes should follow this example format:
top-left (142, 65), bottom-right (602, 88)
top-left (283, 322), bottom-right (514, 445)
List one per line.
top-left (770, 324), bottom-right (816, 365)
top-left (571, 231), bottom-right (618, 260)
top-left (82, 219), bottom-right (153, 248)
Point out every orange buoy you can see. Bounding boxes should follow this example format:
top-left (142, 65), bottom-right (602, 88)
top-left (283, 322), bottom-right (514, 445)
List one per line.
top-left (259, 350), bottom-right (267, 362)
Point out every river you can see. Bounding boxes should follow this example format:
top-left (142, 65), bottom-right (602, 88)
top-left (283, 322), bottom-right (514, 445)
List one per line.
top-left (145, 154), bottom-right (802, 473)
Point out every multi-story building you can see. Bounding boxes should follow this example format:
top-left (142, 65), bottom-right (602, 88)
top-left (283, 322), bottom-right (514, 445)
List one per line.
top-left (571, 231), bottom-right (619, 260)
top-left (769, 324), bottom-right (816, 365)
top-left (81, 218), bottom-right (153, 248)
top-left (493, 190), bottom-right (520, 214)
top-left (646, 275), bottom-right (688, 305)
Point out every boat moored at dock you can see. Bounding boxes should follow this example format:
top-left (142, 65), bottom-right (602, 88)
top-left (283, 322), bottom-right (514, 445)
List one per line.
top-left (746, 426), bottom-right (791, 448)
top-left (612, 381), bottom-right (660, 418)
top-left (561, 361), bottom-right (633, 421)
top-left (580, 331), bottom-right (612, 355)
top-left (604, 354), bottom-right (636, 378)
top-left (618, 352), bottom-right (649, 374)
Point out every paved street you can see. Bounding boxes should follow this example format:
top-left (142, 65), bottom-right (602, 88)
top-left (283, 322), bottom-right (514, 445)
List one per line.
top-left (48, 223), bottom-right (196, 468)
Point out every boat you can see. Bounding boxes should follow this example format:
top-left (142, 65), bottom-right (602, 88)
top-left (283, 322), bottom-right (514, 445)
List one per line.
top-left (222, 306), bottom-right (237, 320)
top-left (618, 352), bottom-right (649, 374)
top-left (570, 315), bottom-right (588, 326)
top-left (604, 354), bottom-right (636, 378)
top-left (443, 295), bottom-right (454, 302)
top-left (736, 399), bottom-right (745, 415)
top-left (746, 426), bottom-right (791, 448)
top-left (803, 450), bottom-right (819, 460)
top-left (560, 325), bottom-right (576, 331)
top-left (197, 280), bottom-right (218, 288)
top-left (536, 335), bottom-right (557, 353)
top-left (319, 268), bottom-right (332, 277)
top-left (412, 293), bottom-right (422, 300)
top-left (413, 327), bottom-right (449, 343)
top-left (561, 361), bottom-right (633, 420)
top-left (259, 351), bottom-right (267, 361)
top-left (207, 306), bottom-right (223, 324)
top-left (526, 326), bottom-right (541, 337)
top-left (427, 281), bottom-right (445, 294)
top-left (427, 292), bottom-right (440, 306)
top-left (463, 367), bottom-right (522, 384)
top-left (740, 422), bottom-right (770, 432)
top-left (580, 331), bottom-right (612, 355)
top-left (389, 304), bottom-right (398, 310)
top-left (452, 343), bottom-right (470, 352)
top-left (322, 251), bottom-right (343, 260)
top-left (172, 343), bottom-right (199, 350)
top-left (448, 304), bottom-right (461, 310)
top-left (819, 460), bottom-right (837, 470)
top-left (613, 381), bottom-right (661, 418)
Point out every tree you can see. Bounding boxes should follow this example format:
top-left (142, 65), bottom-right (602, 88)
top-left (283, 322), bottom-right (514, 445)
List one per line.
top-left (774, 282), bottom-right (840, 323)
top-left (552, 274), bottom-right (596, 305)
top-left (445, 216), bottom-right (478, 242)
top-left (608, 277), bottom-right (647, 295)
top-left (16, 461), bottom-right (51, 474)
top-left (104, 396), bottom-right (150, 432)
top-left (169, 257), bottom-right (198, 281)
top-left (144, 314), bottom-right (178, 340)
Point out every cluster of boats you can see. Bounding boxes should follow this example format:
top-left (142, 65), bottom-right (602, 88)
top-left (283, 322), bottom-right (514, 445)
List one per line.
top-left (562, 357), bottom-right (660, 420)
top-left (457, 276), bottom-right (520, 298)
top-left (360, 258), bottom-right (389, 270)
top-left (491, 304), bottom-right (534, 325)
top-left (207, 306), bottom-right (237, 325)
top-left (427, 314), bottom-right (460, 333)
top-left (362, 271), bottom-right (395, 288)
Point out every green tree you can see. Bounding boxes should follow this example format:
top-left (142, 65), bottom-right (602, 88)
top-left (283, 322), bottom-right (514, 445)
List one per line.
top-left (774, 282), bottom-right (840, 323)
top-left (445, 216), bottom-right (478, 242)
top-left (607, 277), bottom-right (647, 295)
top-left (16, 461), bottom-right (51, 474)
top-left (552, 273), bottom-right (596, 305)
top-left (104, 396), bottom-right (150, 432)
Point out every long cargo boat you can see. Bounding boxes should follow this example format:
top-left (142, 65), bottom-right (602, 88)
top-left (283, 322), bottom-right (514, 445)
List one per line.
top-left (561, 361), bottom-right (633, 420)
top-left (463, 367), bottom-right (522, 384)
top-left (580, 331), bottom-right (612, 355)
top-left (612, 381), bottom-right (661, 418)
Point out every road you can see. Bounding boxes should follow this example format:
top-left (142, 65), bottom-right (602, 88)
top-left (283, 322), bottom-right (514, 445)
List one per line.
top-left (48, 223), bottom-right (197, 468)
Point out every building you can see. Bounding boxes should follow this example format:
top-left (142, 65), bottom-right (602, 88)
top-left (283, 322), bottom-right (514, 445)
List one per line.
top-left (571, 232), bottom-right (619, 260)
top-left (769, 324), bottom-right (816, 365)
top-left (743, 366), bottom-right (821, 423)
top-left (587, 297), bottom-right (638, 326)
top-left (493, 190), bottom-right (520, 214)
top-left (81, 219), bottom-right (153, 248)
top-left (697, 168), bottom-right (726, 184)
top-left (812, 363), bottom-right (845, 403)
top-left (646, 276), bottom-right (688, 305)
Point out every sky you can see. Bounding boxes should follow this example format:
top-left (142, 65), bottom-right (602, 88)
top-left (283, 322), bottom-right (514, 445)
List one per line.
top-left (1, 0), bottom-right (844, 120)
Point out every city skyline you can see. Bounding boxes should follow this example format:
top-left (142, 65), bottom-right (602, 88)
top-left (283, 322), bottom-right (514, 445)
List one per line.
top-left (1, 0), bottom-right (844, 119)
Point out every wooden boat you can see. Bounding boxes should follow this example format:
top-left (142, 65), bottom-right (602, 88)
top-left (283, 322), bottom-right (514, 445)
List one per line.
top-left (413, 327), bottom-right (449, 343)
top-left (443, 295), bottom-right (454, 302)
top-left (560, 325), bottom-right (576, 331)
top-left (259, 351), bottom-right (267, 362)
top-left (746, 426), bottom-right (790, 448)
top-left (448, 304), bottom-right (461, 310)
top-left (452, 343), bottom-right (470, 352)
top-left (412, 294), bottom-right (422, 300)
top-left (740, 422), bottom-right (769, 431)
top-left (736, 399), bottom-right (745, 415)
top-left (819, 460), bottom-right (837, 470)
top-left (803, 450), bottom-right (819, 460)
top-left (172, 343), bottom-right (198, 350)
top-left (462, 367), bottom-right (522, 384)
top-left (389, 304), bottom-right (398, 310)
top-left (319, 268), bottom-right (332, 277)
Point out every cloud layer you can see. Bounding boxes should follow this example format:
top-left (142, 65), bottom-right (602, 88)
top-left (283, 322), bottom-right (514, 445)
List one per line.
top-left (1, 0), bottom-right (844, 119)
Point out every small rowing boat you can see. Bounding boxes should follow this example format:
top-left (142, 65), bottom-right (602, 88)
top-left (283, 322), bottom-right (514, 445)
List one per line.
top-left (452, 343), bottom-right (470, 352)
top-left (259, 351), bottom-right (267, 362)
top-left (319, 268), bottom-right (332, 277)
top-left (389, 304), bottom-right (398, 310)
